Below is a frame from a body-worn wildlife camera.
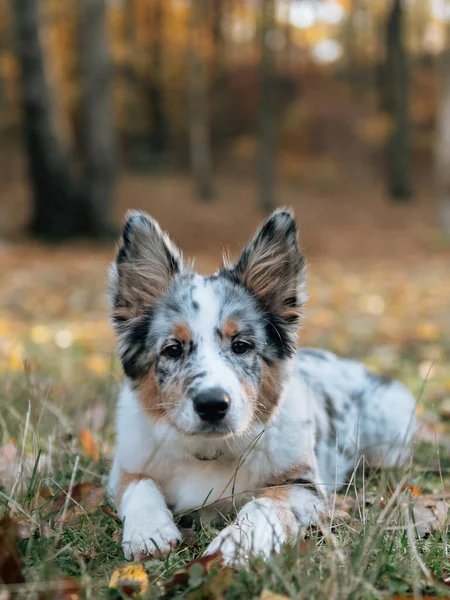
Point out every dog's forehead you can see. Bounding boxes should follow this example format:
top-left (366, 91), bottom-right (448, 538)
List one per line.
top-left (156, 272), bottom-right (260, 335)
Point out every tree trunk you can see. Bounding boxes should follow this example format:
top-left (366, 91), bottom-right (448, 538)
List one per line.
top-left (384, 0), bottom-right (412, 201)
top-left (188, 0), bottom-right (213, 201)
top-left (435, 23), bottom-right (450, 237)
top-left (148, 0), bottom-right (167, 156)
top-left (258, 0), bottom-right (276, 213)
top-left (12, 0), bottom-right (85, 238)
top-left (211, 0), bottom-right (228, 144)
top-left (79, 0), bottom-right (117, 235)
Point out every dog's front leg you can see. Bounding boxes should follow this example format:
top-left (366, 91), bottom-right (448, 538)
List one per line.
top-left (118, 474), bottom-right (182, 561)
top-left (205, 484), bottom-right (324, 565)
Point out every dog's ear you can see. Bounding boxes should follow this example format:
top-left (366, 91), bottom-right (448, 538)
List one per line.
top-left (109, 210), bottom-right (183, 321)
top-left (225, 208), bottom-right (307, 321)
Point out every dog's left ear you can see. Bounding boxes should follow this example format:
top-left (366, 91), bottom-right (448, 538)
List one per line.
top-left (225, 208), bottom-right (307, 321)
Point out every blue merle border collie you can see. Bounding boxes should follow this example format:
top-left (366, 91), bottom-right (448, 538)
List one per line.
top-left (108, 208), bottom-right (416, 564)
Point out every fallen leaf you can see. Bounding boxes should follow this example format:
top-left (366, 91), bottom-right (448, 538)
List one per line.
top-left (109, 564), bottom-right (149, 597)
top-left (79, 428), bottom-right (100, 461)
top-left (402, 485), bottom-right (422, 496)
top-left (439, 398), bottom-right (450, 421)
top-left (166, 551), bottom-right (223, 590)
top-left (51, 482), bottom-right (104, 523)
top-left (187, 568), bottom-right (233, 600)
top-left (0, 514), bottom-right (24, 584)
top-left (38, 576), bottom-right (81, 600)
top-left (260, 591), bottom-right (291, 600)
top-left (14, 515), bottom-right (53, 540)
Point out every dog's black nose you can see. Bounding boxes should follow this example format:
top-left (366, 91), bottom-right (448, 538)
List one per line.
top-left (193, 388), bottom-right (230, 423)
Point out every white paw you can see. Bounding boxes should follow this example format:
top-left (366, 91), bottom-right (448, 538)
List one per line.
top-left (205, 499), bottom-right (288, 566)
top-left (122, 511), bottom-right (182, 561)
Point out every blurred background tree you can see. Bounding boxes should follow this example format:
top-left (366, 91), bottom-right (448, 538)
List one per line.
top-left (13, 0), bottom-right (116, 238)
top-left (1, 0), bottom-right (450, 238)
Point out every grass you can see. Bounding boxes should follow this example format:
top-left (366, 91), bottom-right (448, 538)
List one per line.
top-left (0, 237), bottom-right (449, 599)
top-left (0, 337), bottom-right (449, 600)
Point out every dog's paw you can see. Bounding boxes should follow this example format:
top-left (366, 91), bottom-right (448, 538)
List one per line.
top-left (122, 513), bottom-right (182, 561)
top-left (204, 499), bottom-right (288, 566)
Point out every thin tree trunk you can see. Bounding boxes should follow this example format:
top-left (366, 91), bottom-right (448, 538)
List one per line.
top-left (149, 0), bottom-right (167, 155)
top-left (188, 0), bottom-right (213, 201)
top-left (211, 0), bottom-right (228, 144)
top-left (259, 0), bottom-right (276, 213)
top-left (384, 0), bottom-right (412, 201)
top-left (79, 0), bottom-right (117, 235)
top-left (435, 23), bottom-right (450, 237)
top-left (13, 0), bottom-right (84, 238)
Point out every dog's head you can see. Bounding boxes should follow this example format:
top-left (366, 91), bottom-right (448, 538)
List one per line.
top-left (109, 209), bottom-right (307, 438)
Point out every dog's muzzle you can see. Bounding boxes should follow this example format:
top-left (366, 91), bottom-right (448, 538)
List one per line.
top-left (193, 387), bottom-right (230, 424)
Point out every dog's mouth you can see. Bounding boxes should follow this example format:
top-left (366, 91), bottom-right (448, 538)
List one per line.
top-left (186, 423), bottom-right (235, 438)
top-left (171, 419), bottom-right (239, 438)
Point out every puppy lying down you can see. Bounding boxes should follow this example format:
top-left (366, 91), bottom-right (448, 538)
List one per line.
top-left (108, 209), bottom-right (416, 564)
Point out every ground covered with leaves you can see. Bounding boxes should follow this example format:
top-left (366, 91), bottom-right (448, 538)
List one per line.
top-left (1, 185), bottom-right (450, 599)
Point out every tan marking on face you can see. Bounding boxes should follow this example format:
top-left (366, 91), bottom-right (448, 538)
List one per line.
top-left (139, 365), bottom-right (166, 419)
top-left (117, 472), bottom-right (150, 510)
top-left (222, 319), bottom-right (239, 338)
top-left (243, 380), bottom-right (258, 406)
top-left (173, 323), bottom-right (191, 344)
top-left (254, 361), bottom-right (283, 422)
top-left (139, 365), bottom-right (183, 424)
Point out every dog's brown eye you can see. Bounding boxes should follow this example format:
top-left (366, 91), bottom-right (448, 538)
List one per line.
top-left (163, 342), bottom-right (183, 359)
top-left (232, 340), bottom-right (252, 355)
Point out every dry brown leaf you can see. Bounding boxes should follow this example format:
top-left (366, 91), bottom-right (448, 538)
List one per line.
top-left (109, 564), bottom-right (149, 598)
top-left (14, 515), bottom-right (53, 540)
top-left (440, 398), bottom-right (450, 421)
top-left (38, 576), bottom-right (81, 600)
top-left (187, 568), bottom-right (233, 600)
top-left (52, 482), bottom-right (104, 523)
top-left (0, 514), bottom-right (24, 585)
top-left (165, 551), bottom-right (223, 590)
top-left (79, 428), bottom-right (100, 461)
top-left (412, 497), bottom-right (448, 537)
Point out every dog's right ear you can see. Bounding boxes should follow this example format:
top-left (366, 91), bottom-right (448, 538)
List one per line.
top-left (109, 210), bottom-right (183, 322)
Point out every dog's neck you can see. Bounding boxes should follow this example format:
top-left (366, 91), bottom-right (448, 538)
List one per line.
top-left (182, 425), bottom-right (267, 464)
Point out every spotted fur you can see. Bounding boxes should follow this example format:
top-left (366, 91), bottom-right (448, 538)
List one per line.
top-left (108, 210), bottom-right (416, 565)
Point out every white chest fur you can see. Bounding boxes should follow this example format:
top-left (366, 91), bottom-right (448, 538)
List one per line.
top-left (110, 378), bottom-right (316, 515)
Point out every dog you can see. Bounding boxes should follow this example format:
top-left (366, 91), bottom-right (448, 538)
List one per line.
top-left (108, 208), bottom-right (416, 564)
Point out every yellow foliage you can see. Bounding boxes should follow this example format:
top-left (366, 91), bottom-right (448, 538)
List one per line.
top-left (79, 429), bottom-right (100, 461)
top-left (109, 564), bottom-right (149, 597)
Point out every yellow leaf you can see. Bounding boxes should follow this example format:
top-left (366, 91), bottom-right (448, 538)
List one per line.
top-left (79, 429), bottom-right (100, 461)
top-left (260, 591), bottom-right (291, 600)
top-left (7, 345), bottom-right (24, 372)
top-left (109, 564), bottom-right (149, 597)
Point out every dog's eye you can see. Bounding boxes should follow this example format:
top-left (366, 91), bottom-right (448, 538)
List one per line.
top-left (163, 342), bottom-right (183, 359)
top-left (231, 340), bottom-right (252, 355)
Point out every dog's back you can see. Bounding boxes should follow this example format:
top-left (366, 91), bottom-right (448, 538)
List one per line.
top-left (296, 348), bottom-right (416, 489)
